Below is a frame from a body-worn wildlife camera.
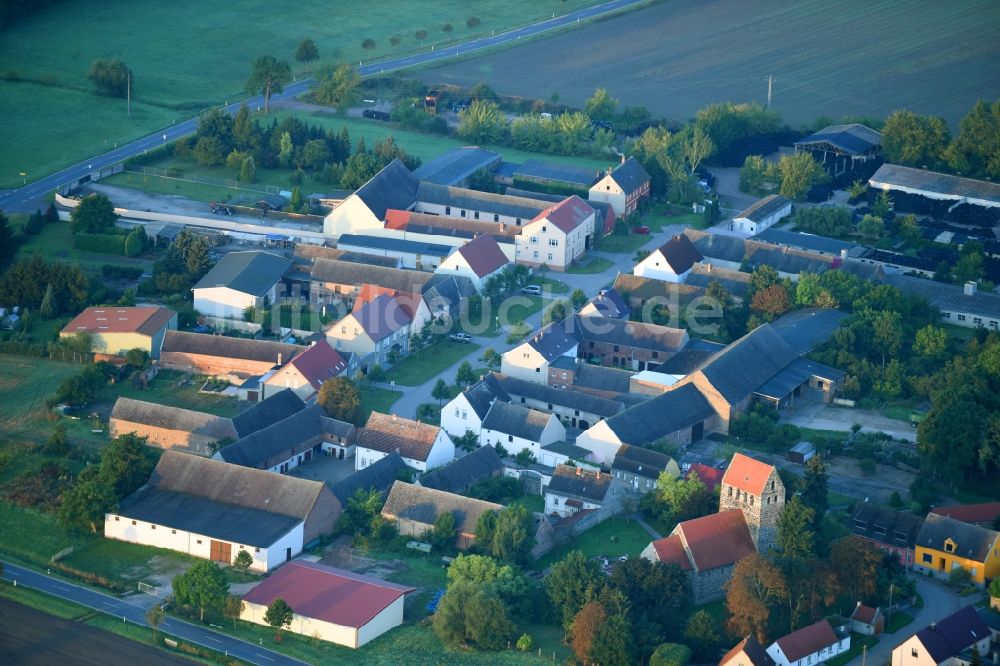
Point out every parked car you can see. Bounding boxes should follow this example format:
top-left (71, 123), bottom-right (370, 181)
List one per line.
top-left (632, 225), bottom-right (650, 235)
top-left (521, 285), bottom-right (542, 295)
top-left (449, 332), bottom-right (472, 343)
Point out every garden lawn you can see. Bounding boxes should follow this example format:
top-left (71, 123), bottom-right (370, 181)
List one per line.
top-left (0, 503), bottom-right (82, 565)
top-left (0, 0), bottom-right (608, 187)
top-left (360, 386), bottom-right (402, 420)
top-left (470, 295), bottom-right (545, 337)
top-left (884, 611), bottom-right (914, 633)
top-left (511, 494), bottom-right (545, 514)
top-left (95, 369), bottom-right (244, 418)
top-left (59, 538), bottom-right (197, 587)
top-left (534, 516), bottom-right (652, 570)
top-left (827, 633), bottom-right (878, 666)
top-left (16, 221), bottom-right (155, 272)
top-left (527, 275), bottom-right (569, 294)
top-left (642, 211), bottom-right (703, 232)
top-left (567, 257), bottom-right (614, 274)
top-left (0, 354), bottom-right (80, 445)
top-left (387, 341), bottom-right (480, 386)
top-left (594, 233), bottom-right (652, 255)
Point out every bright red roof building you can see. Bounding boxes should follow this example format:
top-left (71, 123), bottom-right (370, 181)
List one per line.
top-left (687, 463), bottom-right (724, 493)
top-left (722, 452), bottom-right (775, 495)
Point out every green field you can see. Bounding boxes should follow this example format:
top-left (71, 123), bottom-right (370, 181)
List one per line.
top-left (360, 385), bottom-right (403, 420)
top-left (16, 220), bottom-right (155, 271)
top-left (0, 354), bottom-right (80, 444)
top-left (102, 109), bottom-right (613, 203)
top-left (0, 0), bottom-right (607, 187)
top-left (94, 369), bottom-right (244, 418)
top-left (387, 341), bottom-right (479, 386)
top-left (534, 516), bottom-right (652, 570)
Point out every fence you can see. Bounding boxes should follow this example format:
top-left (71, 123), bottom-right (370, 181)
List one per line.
top-left (124, 166), bottom-right (280, 196)
top-left (138, 581), bottom-right (165, 597)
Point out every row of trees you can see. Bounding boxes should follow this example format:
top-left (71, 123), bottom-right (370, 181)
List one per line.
top-left (881, 99), bottom-right (1000, 179)
top-left (738, 151), bottom-right (828, 201)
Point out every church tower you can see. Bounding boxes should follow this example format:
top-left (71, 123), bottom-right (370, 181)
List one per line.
top-left (719, 452), bottom-right (785, 551)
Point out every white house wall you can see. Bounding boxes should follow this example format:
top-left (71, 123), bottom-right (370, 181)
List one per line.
top-left (501, 344), bottom-right (549, 383)
top-left (574, 420), bottom-right (624, 465)
top-left (440, 393), bottom-right (483, 438)
top-left (323, 195), bottom-right (384, 236)
top-left (104, 513), bottom-right (303, 572)
top-left (242, 601), bottom-right (359, 648)
top-left (193, 286), bottom-right (261, 320)
top-left (424, 431), bottom-right (456, 470)
top-left (633, 251), bottom-right (689, 283)
top-left (766, 636), bottom-right (850, 666)
top-left (356, 595), bottom-right (406, 647)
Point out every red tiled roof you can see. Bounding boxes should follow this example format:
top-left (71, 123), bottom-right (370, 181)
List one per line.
top-left (775, 620), bottom-right (839, 663)
top-left (61, 306), bottom-right (175, 336)
top-left (649, 534), bottom-right (692, 570)
top-left (851, 603), bottom-right (880, 625)
top-left (353, 285), bottom-right (401, 311)
top-left (931, 502), bottom-right (1000, 524)
top-left (457, 234), bottom-right (508, 277)
top-left (288, 340), bottom-right (348, 390)
top-left (384, 209), bottom-right (411, 230)
top-left (359, 412), bottom-right (442, 461)
top-left (688, 463), bottom-right (724, 492)
top-left (722, 452), bottom-right (775, 495)
top-left (675, 509), bottom-right (755, 571)
top-left (531, 195), bottom-right (593, 233)
top-left (242, 560), bottom-right (413, 628)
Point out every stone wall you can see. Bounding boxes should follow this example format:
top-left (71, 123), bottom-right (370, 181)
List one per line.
top-left (159, 351), bottom-right (277, 377)
top-left (690, 563), bottom-right (735, 604)
top-left (109, 419), bottom-right (214, 456)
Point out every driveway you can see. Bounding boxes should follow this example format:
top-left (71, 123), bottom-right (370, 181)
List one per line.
top-left (845, 577), bottom-right (982, 666)
top-left (780, 402), bottom-right (916, 443)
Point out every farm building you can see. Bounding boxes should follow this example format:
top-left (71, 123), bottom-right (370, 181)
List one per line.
top-left (514, 195), bottom-right (596, 270)
top-left (308, 258), bottom-right (433, 310)
top-left (513, 159), bottom-right (597, 193)
top-left (192, 251), bottom-right (291, 320)
top-left (544, 464), bottom-right (625, 519)
top-left (381, 480), bottom-right (502, 549)
top-left (730, 195), bottom-right (792, 235)
top-left (440, 374), bottom-right (510, 439)
top-left (766, 619), bottom-right (851, 666)
top-left (579, 288), bottom-right (630, 319)
top-left (433, 233), bottom-right (509, 291)
top-left (787, 441), bottom-right (816, 463)
top-left (882, 274), bottom-right (1000, 331)
top-left (60, 306), bottom-right (177, 359)
top-left (633, 234), bottom-right (704, 283)
top-left (240, 561), bottom-right (413, 648)
top-left (105, 451), bottom-right (339, 571)
top-left (335, 234), bottom-right (452, 271)
top-left (158, 330), bottom-right (305, 381)
top-left (412, 146), bottom-right (501, 187)
top-left (231, 388), bottom-right (306, 438)
top-left (109, 397), bottom-right (237, 456)
top-left (355, 412), bottom-right (455, 473)
top-left (506, 187), bottom-right (616, 237)
top-left (794, 124), bottom-right (882, 179)
top-left (588, 156), bottom-right (651, 217)
top-left (847, 503), bottom-right (924, 570)
top-left (418, 445), bottom-right (504, 495)
top-left (214, 404), bottom-right (329, 473)
top-left (753, 228), bottom-right (861, 257)
top-left (930, 502), bottom-right (1000, 528)
top-left (869, 163), bottom-right (1000, 227)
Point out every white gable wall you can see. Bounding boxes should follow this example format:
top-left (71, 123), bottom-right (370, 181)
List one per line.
top-left (324, 195), bottom-right (385, 236)
top-left (501, 343), bottom-right (550, 384)
top-left (633, 250), bottom-right (691, 283)
top-left (440, 393), bottom-right (485, 438)
top-left (193, 285), bottom-right (275, 321)
top-left (574, 419), bottom-right (624, 466)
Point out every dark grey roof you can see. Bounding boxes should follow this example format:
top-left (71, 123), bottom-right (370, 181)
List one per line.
top-left (654, 235), bottom-right (704, 274)
top-left (337, 234), bottom-right (452, 258)
top-left (547, 465), bottom-right (614, 502)
top-left (685, 264), bottom-right (752, 299)
top-left (754, 228), bottom-right (858, 256)
top-left (504, 187), bottom-right (565, 203)
top-left (848, 503), bottom-right (924, 550)
top-left (653, 340), bottom-right (726, 375)
top-left (422, 274), bottom-right (477, 309)
top-left (613, 273), bottom-right (716, 306)
top-left (573, 363), bottom-right (633, 394)
top-left (116, 487), bottom-right (302, 547)
top-left (321, 417), bottom-right (356, 442)
top-left (482, 401), bottom-right (555, 441)
top-left (420, 446), bottom-right (504, 494)
top-left (612, 444), bottom-right (677, 479)
top-left (735, 195), bottom-right (792, 223)
top-left (218, 404), bottom-right (325, 469)
top-left (540, 440), bottom-right (591, 460)
top-left (310, 258), bottom-right (433, 293)
top-left (514, 160), bottom-right (597, 188)
top-left (795, 124), bottom-right (882, 155)
top-left (329, 453), bottom-right (407, 504)
top-left (583, 289), bottom-right (630, 319)
top-left (416, 182), bottom-right (550, 220)
top-left (870, 164), bottom-right (1000, 208)
top-left (257, 193), bottom-right (289, 210)
top-left (914, 606), bottom-right (991, 664)
top-left (604, 383), bottom-right (714, 445)
top-left (232, 388), bottom-right (307, 439)
top-left (110, 397), bottom-right (237, 441)
top-left (916, 513), bottom-right (1000, 562)
top-left (689, 323), bottom-right (800, 404)
top-left (462, 375), bottom-right (511, 420)
top-left (685, 229), bottom-right (837, 276)
top-left (883, 274), bottom-right (1000, 321)
top-left (353, 159), bottom-right (420, 220)
top-left (494, 373), bottom-right (624, 418)
top-left (382, 480), bottom-right (501, 534)
top-left (194, 251), bottom-right (292, 296)
top-left (572, 314), bottom-right (687, 353)
top-left (161, 331), bottom-right (305, 367)
top-left (607, 157), bottom-right (651, 193)
top-left (412, 147), bottom-right (501, 186)
top-left (755, 357), bottom-right (845, 400)
top-left (523, 319), bottom-right (579, 362)
top-left (771, 308), bottom-right (848, 355)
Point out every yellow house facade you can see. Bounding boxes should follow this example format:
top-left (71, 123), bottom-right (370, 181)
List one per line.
top-left (60, 306), bottom-right (177, 358)
top-left (913, 513), bottom-right (1000, 586)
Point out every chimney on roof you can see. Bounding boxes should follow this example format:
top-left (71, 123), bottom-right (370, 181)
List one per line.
top-left (841, 249), bottom-right (848, 260)
top-left (596, 470), bottom-right (601, 479)
top-left (576, 467), bottom-right (582, 476)
top-left (964, 281), bottom-right (977, 296)
top-left (278, 353), bottom-right (283, 365)
top-left (392, 413), bottom-right (397, 421)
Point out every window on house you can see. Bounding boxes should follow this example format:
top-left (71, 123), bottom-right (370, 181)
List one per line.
top-left (530, 236), bottom-right (538, 244)
top-left (922, 553), bottom-right (932, 563)
top-left (542, 226), bottom-right (547, 232)
top-left (958, 314), bottom-right (966, 321)
top-left (461, 210), bottom-right (467, 217)
top-left (197, 539), bottom-right (202, 545)
top-left (945, 542), bottom-right (955, 553)
top-left (131, 520), bottom-right (136, 525)
top-left (508, 435), bottom-right (513, 443)
top-left (172, 529), bottom-right (176, 534)
top-left (341, 326), bottom-right (346, 334)
top-left (911, 649), bottom-right (918, 658)
top-left (445, 206), bottom-right (451, 215)
top-left (728, 487), bottom-right (733, 497)
top-left (548, 404), bottom-right (553, 410)
top-left (461, 410), bottom-right (467, 419)
top-left (533, 251), bottom-right (539, 259)
top-left (516, 218), bottom-right (521, 226)
top-left (547, 253), bottom-right (553, 261)
top-left (535, 367), bottom-right (540, 373)
top-left (562, 372), bottom-right (567, 379)
top-left (973, 317), bottom-right (982, 325)
top-left (255, 547), bottom-right (260, 553)
top-left (942, 312), bottom-right (951, 319)
top-left (114, 516), bottom-right (119, 521)
top-left (613, 345), bottom-right (619, 352)
top-left (151, 525), bottom-right (156, 530)
top-left (455, 408), bottom-right (460, 417)
top-left (549, 239), bottom-right (558, 246)
top-left (749, 496), bottom-right (754, 506)
top-left (494, 214), bottom-right (499, 222)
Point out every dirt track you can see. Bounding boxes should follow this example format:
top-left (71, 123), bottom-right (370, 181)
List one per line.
top-left (0, 597), bottom-right (195, 666)
top-left (419, 0), bottom-right (1000, 127)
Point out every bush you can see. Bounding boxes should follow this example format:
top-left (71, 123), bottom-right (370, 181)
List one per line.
top-left (101, 264), bottom-right (144, 280)
top-left (74, 232), bottom-right (125, 255)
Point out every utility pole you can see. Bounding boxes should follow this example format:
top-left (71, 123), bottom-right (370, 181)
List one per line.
top-left (127, 70), bottom-right (131, 118)
top-left (767, 75), bottom-right (773, 109)
top-left (888, 583), bottom-right (894, 625)
top-left (862, 643), bottom-right (867, 666)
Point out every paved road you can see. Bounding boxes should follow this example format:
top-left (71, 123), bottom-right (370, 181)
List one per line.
top-left (1, 561), bottom-right (306, 666)
top-left (387, 224), bottom-right (685, 419)
top-left (0, 0), bottom-right (647, 214)
top-left (844, 577), bottom-right (982, 666)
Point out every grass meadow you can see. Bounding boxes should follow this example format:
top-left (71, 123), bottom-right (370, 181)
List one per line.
top-left (0, 0), bottom-right (606, 187)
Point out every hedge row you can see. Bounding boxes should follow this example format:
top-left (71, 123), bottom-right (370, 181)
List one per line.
top-left (0, 339), bottom-right (47, 357)
top-left (74, 233), bottom-right (125, 255)
top-left (101, 264), bottom-right (144, 280)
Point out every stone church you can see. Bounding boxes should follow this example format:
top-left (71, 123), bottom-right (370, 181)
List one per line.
top-left (641, 452), bottom-right (785, 603)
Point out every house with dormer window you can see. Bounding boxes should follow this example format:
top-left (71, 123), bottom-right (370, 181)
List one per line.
top-left (913, 513), bottom-right (1000, 587)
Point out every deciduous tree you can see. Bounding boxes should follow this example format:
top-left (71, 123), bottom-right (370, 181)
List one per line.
top-left (87, 58), bottom-right (131, 97)
top-left (456, 360), bottom-right (476, 386)
top-left (458, 99), bottom-right (507, 144)
top-left (829, 536), bottom-right (882, 602)
top-left (314, 63), bottom-right (361, 113)
top-left (317, 376), bottom-right (363, 425)
top-left (431, 378), bottom-right (450, 406)
top-left (245, 55), bottom-right (292, 114)
top-left (778, 152), bottom-right (824, 201)
top-left (294, 38), bottom-right (319, 71)
top-left (70, 193), bottom-right (118, 234)
top-left (726, 554), bottom-right (787, 643)
top-left (584, 88), bottom-right (618, 122)
top-left (571, 601), bottom-right (607, 663)
top-left (264, 597), bottom-right (294, 640)
top-left (172, 561), bottom-right (230, 622)
top-left (546, 550), bottom-right (605, 629)
top-left (233, 549), bottom-right (254, 582)
top-left (882, 110), bottom-right (950, 168)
